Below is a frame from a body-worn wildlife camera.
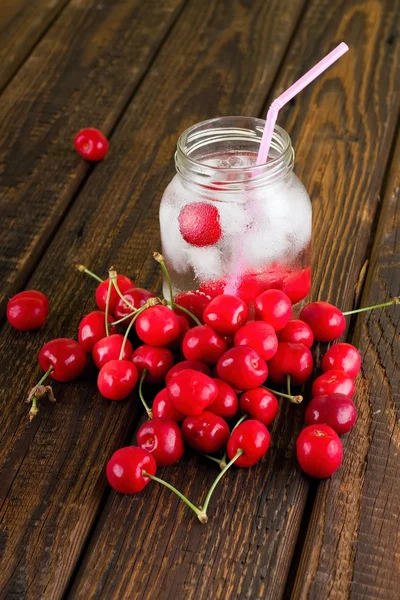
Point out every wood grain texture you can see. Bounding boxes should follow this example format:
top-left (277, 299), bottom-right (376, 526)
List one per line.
top-left (0, 0), bottom-right (185, 316)
top-left (0, 0), bottom-right (70, 92)
top-left (0, 0), bottom-right (306, 598)
top-left (291, 133), bottom-right (400, 600)
top-left (66, 1), bottom-right (400, 599)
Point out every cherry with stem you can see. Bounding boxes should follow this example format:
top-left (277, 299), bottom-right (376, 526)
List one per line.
top-left (104, 268), bottom-right (116, 337)
top-left (142, 470), bottom-right (207, 523)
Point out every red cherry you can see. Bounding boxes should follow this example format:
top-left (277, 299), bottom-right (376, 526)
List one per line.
top-left (95, 275), bottom-right (134, 313)
top-left (166, 360), bottom-right (210, 384)
top-left (174, 290), bottom-right (212, 324)
top-left (227, 420), bottom-right (270, 467)
top-left (239, 388), bottom-right (279, 426)
top-left (38, 338), bottom-right (87, 382)
top-left (74, 127), bottom-right (109, 162)
top-left (178, 202), bottom-right (222, 247)
top-left (208, 378), bottom-right (238, 418)
top-left (182, 325), bottom-right (227, 365)
top-left (300, 301), bottom-right (346, 342)
top-left (78, 311), bottom-right (116, 352)
top-left (106, 446), bottom-right (156, 494)
top-left (233, 321), bottom-right (278, 361)
top-left (7, 290), bottom-right (49, 330)
top-left (321, 343), bottom-right (361, 379)
top-left (305, 393), bottom-right (357, 434)
top-left (97, 359), bottom-right (138, 401)
top-left (312, 369), bottom-right (355, 398)
top-left (278, 319), bottom-right (314, 348)
top-left (114, 287), bottom-right (155, 323)
top-left (137, 418), bottom-right (184, 466)
top-left (131, 345), bottom-right (174, 384)
top-left (280, 267), bottom-right (311, 304)
top-left (203, 294), bottom-right (248, 335)
top-left (135, 306), bottom-right (180, 346)
top-left (296, 424), bottom-right (343, 478)
top-left (182, 411), bottom-right (230, 453)
top-left (152, 388), bottom-right (185, 422)
top-left (254, 289), bottom-right (292, 331)
top-left (166, 369), bottom-right (218, 416)
top-left (216, 346), bottom-right (268, 390)
top-left (92, 334), bottom-right (133, 369)
top-left (267, 342), bottom-right (313, 386)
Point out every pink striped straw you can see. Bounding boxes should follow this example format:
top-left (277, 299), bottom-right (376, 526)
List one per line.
top-left (256, 42), bottom-right (349, 165)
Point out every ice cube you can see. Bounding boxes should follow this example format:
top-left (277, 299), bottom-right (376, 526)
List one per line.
top-left (185, 246), bottom-right (224, 282)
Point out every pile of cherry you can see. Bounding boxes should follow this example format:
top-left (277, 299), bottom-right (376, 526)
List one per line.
top-left (6, 254), bottom-right (398, 524)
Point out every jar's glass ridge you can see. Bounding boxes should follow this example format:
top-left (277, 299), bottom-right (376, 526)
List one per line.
top-left (159, 116), bottom-right (311, 307)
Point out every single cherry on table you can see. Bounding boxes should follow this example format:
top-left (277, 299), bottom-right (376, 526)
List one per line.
top-left (39, 338), bottom-right (87, 382)
top-left (74, 127), bottom-right (109, 162)
top-left (135, 305), bottom-right (181, 346)
top-left (7, 290), bottom-right (49, 331)
top-left (114, 287), bottom-right (155, 323)
top-left (296, 424), bottom-right (343, 478)
top-left (95, 274), bottom-right (134, 313)
top-left (300, 301), bottom-right (346, 342)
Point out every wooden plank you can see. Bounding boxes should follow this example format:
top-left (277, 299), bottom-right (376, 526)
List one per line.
top-left (291, 134), bottom-right (400, 599)
top-left (0, 0), bottom-right (70, 92)
top-left (64, 1), bottom-right (400, 599)
top-left (0, 0), bottom-right (186, 316)
top-left (0, 0), bottom-right (307, 598)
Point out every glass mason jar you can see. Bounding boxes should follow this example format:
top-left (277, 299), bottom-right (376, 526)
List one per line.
top-left (159, 116), bottom-right (311, 309)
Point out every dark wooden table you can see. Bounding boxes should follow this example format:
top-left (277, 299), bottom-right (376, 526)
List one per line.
top-left (1, 1), bottom-right (399, 598)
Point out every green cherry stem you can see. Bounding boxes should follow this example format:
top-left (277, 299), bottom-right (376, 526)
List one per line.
top-left (76, 264), bottom-right (104, 283)
top-left (262, 386), bottom-right (303, 404)
top-left (165, 301), bottom-right (201, 326)
top-left (286, 374), bottom-right (292, 398)
top-left (219, 414), bottom-right (247, 469)
top-left (138, 369), bottom-right (152, 418)
top-left (199, 453), bottom-right (224, 466)
top-left (200, 449), bottom-right (244, 519)
top-left (154, 252), bottom-right (175, 311)
top-left (118, 299), bottom-right (158, 359)
top-left (143, 471), bottom-right (207, 523)
top-left (342, 296), bottom-right (400, 316)
top-left (105, 268), bottom-right (116, 337)
top-left (112, 278), bottom-right (136, 312)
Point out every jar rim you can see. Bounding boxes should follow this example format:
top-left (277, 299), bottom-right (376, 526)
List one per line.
top-left (176, 116), bottom-right (292, 175)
